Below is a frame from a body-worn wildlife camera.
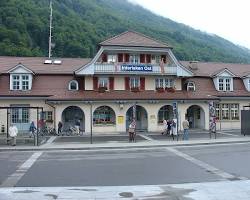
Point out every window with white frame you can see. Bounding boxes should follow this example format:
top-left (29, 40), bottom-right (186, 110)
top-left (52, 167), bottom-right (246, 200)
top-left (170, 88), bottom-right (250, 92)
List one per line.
top-left (155, 78), bottom-right (164, 88)
top-left (11, 74), bottom-right (31, 91)
top-left (44, 111), bottom-right (53, 121)
top-left (11, 106), bottom-right (29, 124)
top-left (230, 104), bottom-right (239, 120)
top-left (98, 77), bottom-right (109, 89)
top-left (248, 79), bottom-right (250, 91)
top-left (215, 103), bottom-right (239, 120)
top-left (155, 78), bottom-right (174, 89)
top-left (187, 81), bottom-right (195, 91)
top-left (165, 78), bottom-right (174, 88)
top-left (218, 78), bottom-right (232, 91)
top-left (130, 77), bottom-right (140, 88)
top-left (129, 55), bottom-right (139, 64)
top-left (108, 55), bottom-right (116, 63)
top-left (68, 80), bottom-right (79, 91)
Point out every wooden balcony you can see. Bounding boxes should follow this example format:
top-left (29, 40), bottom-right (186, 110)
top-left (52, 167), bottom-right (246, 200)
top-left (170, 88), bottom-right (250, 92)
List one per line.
top-left (94, 63), bottom-right (177, 75)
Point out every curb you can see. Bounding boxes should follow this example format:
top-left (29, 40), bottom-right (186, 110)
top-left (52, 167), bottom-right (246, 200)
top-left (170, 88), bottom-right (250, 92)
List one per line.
top-left (0, 139), bottom-right (250, 152)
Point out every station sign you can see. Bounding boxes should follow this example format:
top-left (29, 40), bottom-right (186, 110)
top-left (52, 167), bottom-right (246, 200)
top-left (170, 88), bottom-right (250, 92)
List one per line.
top-left (121, 64), bottom-right (153, 72)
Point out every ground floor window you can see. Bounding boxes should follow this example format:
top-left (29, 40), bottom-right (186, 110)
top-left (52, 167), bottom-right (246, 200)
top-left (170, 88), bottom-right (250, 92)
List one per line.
top-left (11, 105), bottom-right (29, 123)
top-left (215, 103), bottom-right (239, 120)
top-left (158, 105), bottom-right (173, 123)
top-left (93, 106), bottom-right (116, 125)
top-left (44, 111), bottom-right (53, 122)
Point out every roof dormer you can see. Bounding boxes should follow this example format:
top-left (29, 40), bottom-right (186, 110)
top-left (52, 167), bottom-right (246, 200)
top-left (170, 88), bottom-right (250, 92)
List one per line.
top-left (212, 68), bottom-right (235, 92)
top-left (242, 73), bottom-right (250, 92)
top-left (8, 63), bottom-right (34, 91)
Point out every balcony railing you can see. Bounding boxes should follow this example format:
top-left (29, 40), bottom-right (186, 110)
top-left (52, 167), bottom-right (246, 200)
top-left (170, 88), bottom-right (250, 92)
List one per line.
top-left (94, 63), bottom-right (177, 74)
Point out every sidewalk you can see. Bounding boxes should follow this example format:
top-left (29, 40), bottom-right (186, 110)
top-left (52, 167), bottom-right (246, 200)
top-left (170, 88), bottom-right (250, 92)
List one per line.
top-left (0, 132), bottom-right (249, 151)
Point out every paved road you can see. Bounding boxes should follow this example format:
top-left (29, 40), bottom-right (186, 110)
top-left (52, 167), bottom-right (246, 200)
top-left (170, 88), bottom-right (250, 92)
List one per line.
top-left (0, 142), bottom-right (249, 188)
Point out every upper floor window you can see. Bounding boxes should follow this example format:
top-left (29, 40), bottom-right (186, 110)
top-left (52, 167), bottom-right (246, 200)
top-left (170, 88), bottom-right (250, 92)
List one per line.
top-left (130, 77), bottom-right (140, 88)
top-left (11, 74), bottom-right (31, 91)
top-left (218, 78), bottom-right (232, 91)
top-left (98, 77), bottom-right (109, 89)
top-left (68, 80), bottom-right (79, 91)
top-left (129, 55), bottom-right (139, 64)
top-left (248, 79), bottom-right (250, 90)
top-left (155, 78), bottom-right (174, 89)
top-left (187, 81), bottom-right (195, 91)
top-left (108, 55), bottom-right (116, 63)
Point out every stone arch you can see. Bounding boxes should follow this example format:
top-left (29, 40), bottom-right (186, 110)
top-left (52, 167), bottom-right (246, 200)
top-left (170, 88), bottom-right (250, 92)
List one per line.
top-left (186, 105), bottom-right (205, 129)
top-left (126, 105), bottom-right (148, 131)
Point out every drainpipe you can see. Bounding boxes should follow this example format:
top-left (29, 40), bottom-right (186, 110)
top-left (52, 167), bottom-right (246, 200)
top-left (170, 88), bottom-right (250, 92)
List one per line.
top-left (45, 100), bottom-right (56, 130)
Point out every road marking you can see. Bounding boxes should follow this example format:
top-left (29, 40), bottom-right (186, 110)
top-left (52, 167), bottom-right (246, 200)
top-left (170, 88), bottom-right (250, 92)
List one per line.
top-left (138, 134), bottom-right (155, 141)
top-left (166, 147), bottom-right (247, 181)
top-left (0, 152), bottom-right (43, 187)
top-left (218, 132), bottom-right (239, 137)
top-left (45, 136), bottom-right (57, 144)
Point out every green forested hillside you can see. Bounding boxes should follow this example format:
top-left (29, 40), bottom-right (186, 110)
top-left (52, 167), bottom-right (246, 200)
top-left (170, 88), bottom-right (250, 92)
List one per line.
top-left (0, 0), bottom-right (250, 63)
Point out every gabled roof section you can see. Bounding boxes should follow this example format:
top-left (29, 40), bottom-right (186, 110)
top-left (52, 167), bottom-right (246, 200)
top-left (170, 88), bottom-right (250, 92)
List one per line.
top-left (7, 63), bottom-right (35, 74)
top-left (211, 68), bottom-right (236, 78)
top-left (100, 31), bottom-right (171, 48)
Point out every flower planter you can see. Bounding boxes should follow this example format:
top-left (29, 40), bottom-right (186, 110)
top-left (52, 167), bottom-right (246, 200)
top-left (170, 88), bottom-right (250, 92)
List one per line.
top-left (156, 88), bottom-right (165, 93)
top-left (98, 87), bottom-right (107, 93)
top-left (166, 87), bottom-right (175, 93)
top-left (131, 87), bottom-right (140, 92)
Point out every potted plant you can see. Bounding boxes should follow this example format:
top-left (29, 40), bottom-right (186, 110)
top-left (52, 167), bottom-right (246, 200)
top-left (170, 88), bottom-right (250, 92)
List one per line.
top-left (98, 86), bottom-right (107, 93)
top-left (131, 87), bottom-right (140, 92)
top-left (166, 87), bottom-right (175, 93)
top-left (156, 87), bottom-right (165, 93)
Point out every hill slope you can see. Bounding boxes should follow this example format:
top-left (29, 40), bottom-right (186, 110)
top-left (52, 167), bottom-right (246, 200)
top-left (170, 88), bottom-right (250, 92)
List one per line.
top-left (0, 0), bottom-right (250, 63)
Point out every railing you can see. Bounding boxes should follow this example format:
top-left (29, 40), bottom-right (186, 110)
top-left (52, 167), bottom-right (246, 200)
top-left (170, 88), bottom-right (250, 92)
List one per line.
top-left (94, 63), bottom-right (177, 74)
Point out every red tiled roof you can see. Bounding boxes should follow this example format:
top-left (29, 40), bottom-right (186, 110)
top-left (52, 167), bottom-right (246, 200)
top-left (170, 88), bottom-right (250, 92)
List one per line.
top-left (100, 31), bottom-right (171, 48)
top-left (180, 61), bottom-right (250, 77)
top-left (0, 56), bottom-right (91, 74)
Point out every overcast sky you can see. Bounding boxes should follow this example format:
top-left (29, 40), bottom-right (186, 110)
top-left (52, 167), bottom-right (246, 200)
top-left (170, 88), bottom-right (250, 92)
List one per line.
top-left (128, 0), bottom-right (250, 49)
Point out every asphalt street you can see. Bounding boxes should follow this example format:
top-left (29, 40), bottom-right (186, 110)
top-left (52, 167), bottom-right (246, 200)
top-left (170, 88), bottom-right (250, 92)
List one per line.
top-left (0, 142), bottom-right (249, 188)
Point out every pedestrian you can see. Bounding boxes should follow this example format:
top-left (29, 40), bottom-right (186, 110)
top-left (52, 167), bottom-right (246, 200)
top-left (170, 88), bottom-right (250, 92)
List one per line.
top-left (167, 120), bottom-right (172, 135)
top-left (161, 119), bottom-right (168, 135)
top-left (9, 124), bottom-right (18, 146)
top-left (182, 118), bottom-right (189, 140)
top-left (29, 121), bottom-right (37, 138)
top-left (128, 119), bottom-right (136, 142)
top-left (171, 118), bottom-right (177, 140)
top-left (58, 121), bottom-right (63, 135)
top-left (75, 119), bottom-right (80, 135)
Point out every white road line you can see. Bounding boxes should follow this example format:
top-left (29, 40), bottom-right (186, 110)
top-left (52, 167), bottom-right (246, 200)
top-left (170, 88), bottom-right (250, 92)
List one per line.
top-left (166, 147), bottom-right (246, 180)
top-left (218, 132), bottom-right (239, 137)
top-left (0, 152), bottom-right (43, 187)
top-left (45, 136), bottom-right (57, 144)
top-left (138, 134), bottom-right (155, 141)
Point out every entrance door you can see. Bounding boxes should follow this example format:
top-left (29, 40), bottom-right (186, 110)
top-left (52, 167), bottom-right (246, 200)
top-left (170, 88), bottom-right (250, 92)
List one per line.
top-left (62, 106), bottom-right (85, 131)
top-left (186, 105), bottom-right (205, 129)
top-left (126, 105), bottom-right (148, 131)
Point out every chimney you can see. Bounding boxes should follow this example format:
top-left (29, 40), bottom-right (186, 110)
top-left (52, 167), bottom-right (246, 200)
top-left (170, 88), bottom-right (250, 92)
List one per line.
top-left (189, 61), bottom-right (198, 70)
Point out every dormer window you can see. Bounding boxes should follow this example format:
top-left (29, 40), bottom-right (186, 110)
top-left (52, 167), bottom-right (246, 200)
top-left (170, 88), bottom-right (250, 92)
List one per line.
top-left (218, 78), bottom-right (232, 91)
top-left (68, 80), bottom-right (79, 91)
top-left (10, 74), bottom-right (32, 91)
top-left (187, 81), bottom-right (195, 91)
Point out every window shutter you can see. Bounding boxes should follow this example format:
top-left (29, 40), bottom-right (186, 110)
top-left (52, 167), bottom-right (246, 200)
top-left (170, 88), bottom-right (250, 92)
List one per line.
top-left (93, 77), bottom-right (98, 90)
top-left (125, 54), bottom-right (130, 62)
top-left (118, 53), bottom-right (123, 62)
top-left (161, 55), bottom-right (167, 63)
top-left (140, 54), bottom-right (145, 63)
top-left (140, 77), bottom-right (145, 90)
top-left (125, 77), bottom-right (130, 90)
top-left (146, 54), bottom-right (151, 63)
top-left (109, 77), bottom-right (114, 90)
top-left (102, 53), bottom-right (107, 62)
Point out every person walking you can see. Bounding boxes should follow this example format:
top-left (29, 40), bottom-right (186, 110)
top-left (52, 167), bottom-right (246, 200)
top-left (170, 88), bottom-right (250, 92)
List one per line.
top-left (128, 119), bottom-right (136, 142)
top-left (167, 120), bottom-right (172, 135)
top-left (161, 119), bottom-right (168, 135)
top-left (182, 118), bottom-right (189, 140)
top-left (58, 121), bottom-right (63, 135)
top-left (171, 118), bottom-right (178, 140)
top-left (29, 121), bottom-right (37, 138)
top-left (75, 119), bottom-right (81, 135)
top-left (9, 124), bottom-right (18, 146)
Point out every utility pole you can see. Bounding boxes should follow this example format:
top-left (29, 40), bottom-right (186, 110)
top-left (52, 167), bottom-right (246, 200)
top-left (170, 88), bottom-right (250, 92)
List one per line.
top-left (48, 0), bottom-right (53, 58)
